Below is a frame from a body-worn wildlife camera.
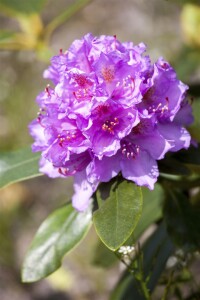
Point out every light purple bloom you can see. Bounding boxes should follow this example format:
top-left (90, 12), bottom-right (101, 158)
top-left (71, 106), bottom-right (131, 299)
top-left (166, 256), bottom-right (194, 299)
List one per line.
top-left (29, 33), bottom-right (193, 211)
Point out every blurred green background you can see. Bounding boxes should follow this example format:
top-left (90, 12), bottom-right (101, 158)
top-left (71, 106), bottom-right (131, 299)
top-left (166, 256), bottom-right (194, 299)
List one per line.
top-left (0, 0), bottom-right (200, 299)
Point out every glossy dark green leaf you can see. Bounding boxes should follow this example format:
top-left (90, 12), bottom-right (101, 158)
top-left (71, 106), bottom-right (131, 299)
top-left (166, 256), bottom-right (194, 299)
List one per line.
top-left (158, 156), bottom-right (191, 177)
top-left (22, 203), bottom-right (92, 282)
top-left (164, 189), bottom-right (200, 251)
top-left (0, 147), bottom-right (41, 189)
top-left (0, 0), bottom-right (47, 15)
top-left (144, 225), bottom-right (174, 291)
top-left (189, 84), bottom-right (200, 97)
top-left (93, 180), bottom-right (143, 251)
top-left (110, 223), bottom-right (174, 300)
top-left (92, 239), bottom-right (118, 268)
top-left (173, 146), bottom-right (200, 166)
top-left (127, 184), bottom-right (164, 244)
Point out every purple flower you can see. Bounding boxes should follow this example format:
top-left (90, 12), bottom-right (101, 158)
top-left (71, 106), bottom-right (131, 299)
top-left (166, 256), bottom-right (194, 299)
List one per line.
top-left (29, 33), bottom-right (193, 211)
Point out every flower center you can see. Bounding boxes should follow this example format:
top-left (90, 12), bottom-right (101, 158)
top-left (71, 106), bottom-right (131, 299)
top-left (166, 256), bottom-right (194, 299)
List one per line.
top-left (58, 152), bottom-right (90, 176)
top-left (132, 119), bottom-right (151, 135)
top-left (101, 65), bottom-right (115, 83)
top-left (102, 118), bottom-right (119, 134)
top-left (72, 73), bottom-right (93, 101)
top-left (121, 141), bottom-right (140, 159)
top-left (73, 73), bottom-right (91, 88)
top-left (148, 97), bottom-right (169, 115)
top-left (143, 87), bottom-right (155, 101)
top-left (94, 104), bottom-right (110, 116)
top-left (58, 131), bottom-right (77, 146)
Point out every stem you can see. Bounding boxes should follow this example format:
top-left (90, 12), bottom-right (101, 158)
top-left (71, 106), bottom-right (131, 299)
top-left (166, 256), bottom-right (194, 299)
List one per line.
top-left (139, 279), bottom-right (151, 300)
top-left (44, 0), bottom-right (92, 43)
top-left (115, 245), bottom-right (152, 300)
top-left (161, 270), bottom-right (174, 300)
top-left (135, 243), bottom-right (151, 300)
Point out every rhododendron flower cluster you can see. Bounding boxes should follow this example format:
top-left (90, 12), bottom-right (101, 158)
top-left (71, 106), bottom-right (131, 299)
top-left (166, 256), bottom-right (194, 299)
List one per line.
top-left (29, 33), bottom-right (193, 211)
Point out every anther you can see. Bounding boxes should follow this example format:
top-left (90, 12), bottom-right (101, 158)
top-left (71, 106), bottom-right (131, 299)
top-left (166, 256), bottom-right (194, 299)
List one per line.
top-left (102, 118), bottom-right (119, 134)
top-left (45, 84), bottom-right (51, 97)
top-left (131, 77), bottom-right (135, 91)
top-left (101, 65), bottom-right (115, 83)
top-left (58, 168), bottom-right (68, 176)
top-left (113, 34), bottom-right (117, 50)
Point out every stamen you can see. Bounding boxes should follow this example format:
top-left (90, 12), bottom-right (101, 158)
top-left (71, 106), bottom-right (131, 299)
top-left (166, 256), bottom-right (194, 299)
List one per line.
top-left (45, 84), bottom-right (51, 97)
top-left (161, 62), bottom-right (169, 69)
top-left (113, 35), bottom-right (117, 50)
top-left (122, 76), bottom-right (135, 93)
top-left (73, 73), bottom-right (91, 88)
top-left (73, 89), bottom-right (90, 101)
top-left (58, 167), bottom-right (73, 176)
top-left (131, 77), bottom-right (135, 91)
top-left (58, 132), bottom-right (77, 146)
top-left (148, 99), bottom-right (169, 115)
top-left (101, 65), bottom-right (115, 83)
top-left (102, 118), bottom-right (119, 134)
top-left (121, 141), bottom-right (140, 159)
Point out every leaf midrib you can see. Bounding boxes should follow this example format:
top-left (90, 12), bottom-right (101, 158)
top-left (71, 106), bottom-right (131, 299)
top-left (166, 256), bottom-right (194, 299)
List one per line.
top-left (0, 156), bottom-right (40, 174)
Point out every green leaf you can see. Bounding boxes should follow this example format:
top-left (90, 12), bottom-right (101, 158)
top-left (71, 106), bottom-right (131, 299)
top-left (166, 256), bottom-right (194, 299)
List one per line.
top-left (44, 0), bottom-right (92, 42)
top-left (0, 30), bottom-right (33, 50)
top-left (0, 30), bottom-right (27, 50)
top-left (158, 156), bottom-right (191, 177)
top-left (0, 0), bottom-right (47, 16)
top-left (128, 184), bottom-right (164, 243)
top-left (0, 30), bottom-right (16, 41)
top-left (93, 180), bottom-right (143, 251)
top-left (189, 84), bottom-right (200, 97)
top-left (143, 224), bottom-right (174, 291)
top-left (189, 99), bottom-right (200, 142)
top-left (92, 239), bottom-right (118, 268)
top-left (22, 203), bottom-right (92, 282)
top-left (110, 223), bottom-right (174, 300)
top-left (0, 147), bottom-right (41, 189)
top-left (164, 189), bottom-right (200, 251)
top-left (173, 47), bottom-right (200, 82)
top-left (174, 146), bottom-right (200, 166)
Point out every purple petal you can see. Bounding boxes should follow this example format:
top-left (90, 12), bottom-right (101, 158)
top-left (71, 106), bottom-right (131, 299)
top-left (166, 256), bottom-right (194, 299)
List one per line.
top-left (86, 155), bottom-right (120, 184)
top-left (130, 119), bottom-right (171, 159)
top-left (158, 123), bottom-right (191, 151)
top-left (39, 157), bottom-right (64, 178)
top-left (174, 100), bottom-right (194, 126)
top-left (121, 150), bottom-right (159, 190)
top-left (29, 120), bottom-right (47, 152)
top-left (72, 170), bottom-right (98, 211)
